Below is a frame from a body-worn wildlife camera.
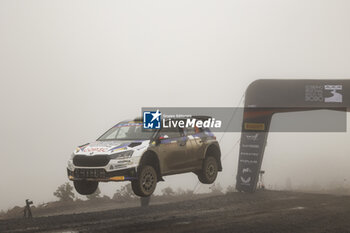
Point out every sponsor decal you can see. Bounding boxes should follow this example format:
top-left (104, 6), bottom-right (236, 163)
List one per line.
top-left (244, 123), bottom-right (265, 131)
top-left (242, 144), bottom-right (260, 149)
top-left (109, 143), bottom-right (130, 153)
top-left (324, 85), bottom-right (342, 103)
top-left (305, 84), bottom-right (343, 103)
top-left (90, 141), bottom-right (123, 148)
top-left (83, 147), bottom-right (108, 153)
top-left (242, 168), bottom-right (252, 174)
top-left (77, 143), bottom-right (89, 152)
top-left (109, 176), bottom-right (125, 181)
top-left (305, 85), bottom-right (323, 102)
top-left (110, 147), bottom-right (127, 153)
top-left (143, 110), bottom-right (161, 129)
top-left (241, 176), bottom-right (251, 184)
top-left (239, 159), bottom-right (258, 164)
top-left (240, 152), bottom-right (259, 157)
top-left (245, 133), bottom-right (259, 141)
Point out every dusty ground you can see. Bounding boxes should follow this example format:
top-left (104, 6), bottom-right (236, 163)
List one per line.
top-left (1, 190), bottom-right (350, 233)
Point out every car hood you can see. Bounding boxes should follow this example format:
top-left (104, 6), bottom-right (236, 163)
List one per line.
top-left (75, 140), bottom-right (149, 155)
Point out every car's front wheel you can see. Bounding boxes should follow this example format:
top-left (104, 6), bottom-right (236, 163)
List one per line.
top-left (132, 165), bottom-right (157, 197)
top-left (73, 180), bottom-right (99, 195)
top-left (197, 156), bottom-right (218, 184)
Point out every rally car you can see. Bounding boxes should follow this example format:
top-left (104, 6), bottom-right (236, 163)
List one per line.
top-left (67, 117), bottom-right (222, 197)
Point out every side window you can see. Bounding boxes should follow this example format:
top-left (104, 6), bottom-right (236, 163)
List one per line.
top-left (184, 126), bottom-right (196, 136)
top-left (159, 127), bottom-right (181, 139)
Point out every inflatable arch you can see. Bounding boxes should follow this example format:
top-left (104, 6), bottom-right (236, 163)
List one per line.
top-left (236, 79), bottom-right (349, 192)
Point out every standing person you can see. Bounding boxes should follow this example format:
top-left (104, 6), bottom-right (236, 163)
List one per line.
top-left (23, 199), bottom-right (33, 219)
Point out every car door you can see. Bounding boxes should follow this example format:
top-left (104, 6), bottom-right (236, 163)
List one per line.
top-left (184, 126), bottom-right (206, 168)
top-left (156, 126), bottom-right (189, 174)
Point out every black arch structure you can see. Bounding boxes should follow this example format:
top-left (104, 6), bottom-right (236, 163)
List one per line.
top-left (236, 79), bottom-right (350, 192)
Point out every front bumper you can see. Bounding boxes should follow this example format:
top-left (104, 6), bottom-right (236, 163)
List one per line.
top-left (67, 153), bottom-right (142, 182)
top-left (67, 167), bottom-right (137, 182)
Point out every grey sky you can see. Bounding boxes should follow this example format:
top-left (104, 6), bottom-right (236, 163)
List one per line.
top-left (1, 0), bottom-right (350, 210)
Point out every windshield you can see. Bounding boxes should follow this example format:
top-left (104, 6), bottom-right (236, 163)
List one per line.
top-left (97, 122), bottom-right (155, 141)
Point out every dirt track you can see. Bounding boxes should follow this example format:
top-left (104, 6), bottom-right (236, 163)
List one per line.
top-left (1, 190), bottom-right (350, 233)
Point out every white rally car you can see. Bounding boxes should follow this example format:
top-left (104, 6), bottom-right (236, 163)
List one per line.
top-left (67, 118), bottom-right (222, 197)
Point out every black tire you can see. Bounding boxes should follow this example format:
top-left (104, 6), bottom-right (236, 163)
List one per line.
top-left (73, 180), bottom-right (98, 195)
top-left (198, 156), bottom-right (218, 184)
top-left (132, 165), bottom-right (157, 197)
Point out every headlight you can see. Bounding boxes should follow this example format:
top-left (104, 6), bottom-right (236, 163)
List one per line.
top-left (109, 150), bottom-right (134, 159)
top-left (67, 160), bottom-right (74, 170)
top-left (70, 153), bottom-right (76, 159)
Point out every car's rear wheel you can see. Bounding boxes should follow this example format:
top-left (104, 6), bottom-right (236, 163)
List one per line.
top-left (198, 156), bottom-right (218, 184)
top-left (132, 165), bottom-right (157, 197)
top-left (73, 180), bottom-right (98, 195)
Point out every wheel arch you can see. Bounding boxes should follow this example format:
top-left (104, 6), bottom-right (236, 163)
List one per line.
top-left (139, 150), bottom-right (163, 181)
top-left (204, 143), bottom-right (222, 171)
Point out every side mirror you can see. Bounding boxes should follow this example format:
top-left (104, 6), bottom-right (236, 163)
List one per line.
top-left (158, 135), bottom-right (169, 140)
top-left (155, 134), bottom-right (169, 145)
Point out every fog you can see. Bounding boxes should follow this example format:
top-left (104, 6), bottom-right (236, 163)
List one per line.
top-left (1, 0), bottom-right (350, 211)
